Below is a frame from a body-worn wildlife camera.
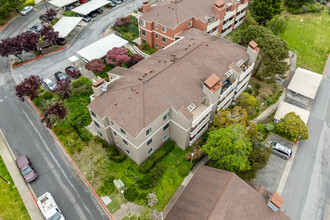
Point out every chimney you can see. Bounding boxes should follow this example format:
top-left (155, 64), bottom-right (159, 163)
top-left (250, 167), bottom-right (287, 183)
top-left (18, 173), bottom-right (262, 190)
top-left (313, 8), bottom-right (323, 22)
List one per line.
top-left (142, 0), bottom-right (151, 13)
top-left (267, 192), bottom-right (284, 213)
top-left (247, 40), bottom-right (260, 65)
top-left (92, 79), bottom-right (107, 97)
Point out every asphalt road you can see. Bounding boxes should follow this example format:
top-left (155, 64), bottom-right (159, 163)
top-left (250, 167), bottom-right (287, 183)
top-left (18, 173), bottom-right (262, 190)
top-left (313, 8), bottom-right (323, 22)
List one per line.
top-left (0, 1), bottom-right (144, 219)
top-left (281, 65), bottom-right (330, 219)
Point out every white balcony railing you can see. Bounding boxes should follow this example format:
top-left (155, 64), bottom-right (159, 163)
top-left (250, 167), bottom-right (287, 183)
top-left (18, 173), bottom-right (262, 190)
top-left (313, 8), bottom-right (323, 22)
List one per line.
top-left (235, 11), bottom-right (246, 21)
top-left (190, 114), bottom-right (210, 137)
top-left (217, 90), bottom-right (235, 110)
top-left (222, 19), bottom-right (234, 30)
top-left (210, 29), bottom-right (218, 35)
top-left (223, 100), bottom-right (232, 109)
top-left (90, 94), bottom-right (95, 102)
top-left (189, 124), bottom-right (209, 146)
top-left (237, 74), bottom-right (251, 90)
top-left (206, 20), bottom-right (220, 32)
top-left (238, 2), bottom-right (248, 12)
top-left (191, 105), bottom-right (212, 128)
top-left (239, 63), bottom-right (254, 81)
top-left (219, 80), bottom-right (237, 101)
top-left (234, 83), bottom-right (249, 100)
top-left (221, 28), bottom-right (233, 37)
top-left (234, 19), bottom-right (244, 29)
top-left (224, 9), bottom-right (237, 21)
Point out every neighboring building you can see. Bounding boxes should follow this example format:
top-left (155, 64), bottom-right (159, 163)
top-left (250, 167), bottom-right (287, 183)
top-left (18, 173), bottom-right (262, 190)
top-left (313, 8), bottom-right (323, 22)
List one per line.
top-left (165, 165), bottom-right (291, 220)
top-left (88, 29), bottom-right (259, 165)
top-left (274, 101), bottom-right (310, 125)
top-left (139, 0), bottom-right (249, 48)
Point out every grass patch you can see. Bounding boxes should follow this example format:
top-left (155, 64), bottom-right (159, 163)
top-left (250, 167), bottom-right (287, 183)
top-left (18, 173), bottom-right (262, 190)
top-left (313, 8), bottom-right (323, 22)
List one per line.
top-left (113, 15), bottom-right (140, 42)
top-left (0, 156), bottom-right (30, 220)
top-left (280, 11), bottom-right (330, 73)
top-left (63, 10), bottom-right (77, 17)
top-left (107, 193), bottom-right (125, 213)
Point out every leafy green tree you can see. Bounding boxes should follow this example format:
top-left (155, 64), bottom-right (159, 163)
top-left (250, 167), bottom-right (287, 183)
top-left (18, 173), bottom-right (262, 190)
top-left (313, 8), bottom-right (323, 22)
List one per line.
top-left (276, 112), bottom-right (308, 141)
top-left (203, 124), bottom-right (252, 173)
top-left (266, 14), bottom-right (288, 35)
top-left (253, 0), bottom-right (283, 25)
top-left (241, 26), bottom-right (289, 81)
top-left (238, 92), bottom-right (259, 119)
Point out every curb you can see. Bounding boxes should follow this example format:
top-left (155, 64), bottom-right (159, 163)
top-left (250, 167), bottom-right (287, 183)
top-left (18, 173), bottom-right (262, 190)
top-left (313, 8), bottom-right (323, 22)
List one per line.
top-left (322, 54), bottom-right (329, 77)
top-left (0, 22), bottom-right (9, 32)
top-left (26, 97), bottom-right (114, 220)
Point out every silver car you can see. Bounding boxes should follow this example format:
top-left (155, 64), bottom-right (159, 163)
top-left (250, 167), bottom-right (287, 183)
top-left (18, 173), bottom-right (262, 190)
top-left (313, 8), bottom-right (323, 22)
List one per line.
top-left (271, 142), bottom-right (292, 159)
top-left (21, 6), bottom-right (33, 15)
top-left (43, 78), bottom-right (57, 92)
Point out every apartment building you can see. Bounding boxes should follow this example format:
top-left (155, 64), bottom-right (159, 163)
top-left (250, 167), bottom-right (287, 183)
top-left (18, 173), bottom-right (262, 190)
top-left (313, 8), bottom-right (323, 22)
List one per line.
top-left (139, 0), bottom-right (249, 49)
top-left (88, 29), bottom-right (259, 165)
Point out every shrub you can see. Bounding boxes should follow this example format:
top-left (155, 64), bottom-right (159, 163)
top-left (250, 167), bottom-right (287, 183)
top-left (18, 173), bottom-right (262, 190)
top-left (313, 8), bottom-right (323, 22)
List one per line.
top-left (254, 90), bottom-right (260, 96)
top-left (86, 59), bottom-right (106, 74)
top-left (124, 186), bottom-right (139, 202)
top-left (264, 123), bottom-right (275, 131)
top-left (116, 17), bottom-right (132, 26)
top-left (71, 77), bottom-right (92, 88)
top-left (265, 97), bottom-right (274, 106)
top-left (139, 141), bottom-right (175, 173)
top-left (72, 84), bottom-right (92, 96)
top-left (63, 10), bottom-right (77, 17)
top-left (257, 123), bottom-right (266, 133)
top-left (33, 97), bottom-right (41, 107)
top-left (178, 165), bottom-right (190, 177)
top-left (97, 176), bottom-right (116, 195)
top-left (24, 0), bottom-right (35, 6)
top-left (202, 132), bottom-right (209, 142)
top-left (255, 83), bottom-right (261, 89)
top-left (246, 88), bottom-right (253, 94)
top-left (42, 91), bottom-right (53, 100)
top-left (137, 164), bottom-right (165, 189)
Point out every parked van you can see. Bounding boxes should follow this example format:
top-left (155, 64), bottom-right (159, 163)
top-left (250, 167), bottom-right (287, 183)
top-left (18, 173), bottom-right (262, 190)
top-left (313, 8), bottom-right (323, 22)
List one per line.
top-left (271, 142), bottom-right (292, 159)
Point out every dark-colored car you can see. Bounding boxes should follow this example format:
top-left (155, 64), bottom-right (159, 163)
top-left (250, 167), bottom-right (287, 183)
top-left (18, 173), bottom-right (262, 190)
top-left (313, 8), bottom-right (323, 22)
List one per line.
top-left (55, 38), bottom-right (67, 46)
top-left (95, 8), bottom-right (103, 14)
top-left (54, 71), bottom-right (70, 82)
top-left (65, 66), bottom-right (81, 79)
top-left (16, 155), bottom-right (38, 183)
top-left (88, 11), bottom-right (97, 18)
top-left (26, 25), bottom-right (42, 34)
top-left (78, 14), bottom-right (91, 22)
top-left (65, 4), bottom-right (74, 10)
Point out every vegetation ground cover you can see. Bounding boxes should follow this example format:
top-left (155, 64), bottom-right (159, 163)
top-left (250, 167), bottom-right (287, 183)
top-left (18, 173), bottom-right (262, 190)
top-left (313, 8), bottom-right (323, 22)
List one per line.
top-left (0, 156), bottom-right (30, 220)
top-left (280, 11), bottom-right (330, 73)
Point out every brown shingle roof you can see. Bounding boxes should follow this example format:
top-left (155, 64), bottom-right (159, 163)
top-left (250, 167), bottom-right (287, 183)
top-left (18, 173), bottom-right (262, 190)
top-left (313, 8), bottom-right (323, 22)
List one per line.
top-left (88, 29), bottom-right (249, 137)
top-left (165, 166), bottom-right (291, 220)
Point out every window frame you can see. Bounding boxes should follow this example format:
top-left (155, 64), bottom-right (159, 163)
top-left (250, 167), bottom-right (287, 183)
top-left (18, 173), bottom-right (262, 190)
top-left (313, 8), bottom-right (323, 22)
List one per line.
top-left (97, 130), bottom-right (102, 137)
top-left (162, 37), bottom-right (166, 43)
top-left (188, 20), bottom-right (192, 27)
top-left (94, 121), bottom-right (100, 128)
top-left (155, 23), bottom-right (158, 29)
top-left (123, 139), bottom-right (128, 145)
top-left (125, 148), bottom-right (130, 155)
top-left (141, 29), bottom-right (146, 36)
top-left (113, 131), bottom-right (117, 136)
top-left (147, 138), bottom-right (152, 146)
top-left (163, 133), bottom-right (169, 142)
top-left (155, 33), bottom-right (158, 39)
top-left (91, 111), bottom-right (96, 118)
top-left (120, 128), bottom-right (126, 135)
top-left (140, 19), bottom-right (145, 27)
top-left (163, 123), bottom-right (170, 131)
top-left (163, 112), bottom-right (170, 121)
top-left (147, 148), bottom-right (153, 156)
top-left (146, 127), bottom-right (152, 136)
top-left (162, 26), bottom-right (166, 33)
top-left (155, 43), bottom-right (158, 48)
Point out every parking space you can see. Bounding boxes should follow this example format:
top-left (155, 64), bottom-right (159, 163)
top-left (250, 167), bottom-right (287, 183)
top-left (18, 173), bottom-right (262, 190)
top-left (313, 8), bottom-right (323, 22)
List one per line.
top-left (252, 133), bottom-right (293, 193)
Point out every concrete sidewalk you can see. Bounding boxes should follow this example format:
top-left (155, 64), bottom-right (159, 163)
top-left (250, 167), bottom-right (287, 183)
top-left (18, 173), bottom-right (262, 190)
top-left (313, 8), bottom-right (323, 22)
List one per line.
top-left (0, 129), bottom-right (43, 220)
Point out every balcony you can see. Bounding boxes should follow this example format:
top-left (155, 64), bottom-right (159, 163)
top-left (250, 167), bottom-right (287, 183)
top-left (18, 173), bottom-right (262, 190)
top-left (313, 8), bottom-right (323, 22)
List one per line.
top-left (234, 19), bottom-right (244, 29)
top-left (224, 9), bottom-right (237, 20)
top-left (239, 63), bottom-right (254, 81)
top-left (190, 114), bottom-right (210, 137)
top-left (237, 73), bottom-right (251, 90)
top-left (235, 11), bottom-right (246, 21)
top-left (234, 82), bottom-right (249, 99)
top-left (238, 2), bottom-right (248, 12)
top-left (218, 90), bottom-right (235, 110)
top-left (221, 28), bottom-right (233, 37)
top-left (206, 20), bottom-right (220, 32)
top-left (191, 104), bottom-right (212, 128)
top-left (219, 79), bottom-right (237, 101)
top-left (222, 19), bottom-right (234, 30)
top-left (189, 123), bottom-right (209, 146)
top-left (210, 29), bottom-right (218, 35)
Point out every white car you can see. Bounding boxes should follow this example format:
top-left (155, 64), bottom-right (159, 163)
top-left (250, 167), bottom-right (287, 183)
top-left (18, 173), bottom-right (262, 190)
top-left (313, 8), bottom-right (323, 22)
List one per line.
top-left (43, 78), bottom-right (57, 92)
top-left (21, 6), bottom-right (33, 15)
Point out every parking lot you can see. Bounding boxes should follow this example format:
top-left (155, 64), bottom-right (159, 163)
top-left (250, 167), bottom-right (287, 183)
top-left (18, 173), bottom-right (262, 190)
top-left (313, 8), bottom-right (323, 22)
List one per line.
top-left (252, 133), bottom-right (294, 193)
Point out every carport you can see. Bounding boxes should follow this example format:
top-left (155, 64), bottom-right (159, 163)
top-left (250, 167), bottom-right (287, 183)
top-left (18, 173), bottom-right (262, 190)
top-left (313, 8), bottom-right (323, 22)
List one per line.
top-left (49, 0), bottom-right (77, 7)
top-left (53, 17), bottom-right (83, 38)
top-left (72, 0), bottom-right (109, 15)
top-left (274, 101), bottom-right (310, 124)
top-left (76, 34), bottom-right (128, 62)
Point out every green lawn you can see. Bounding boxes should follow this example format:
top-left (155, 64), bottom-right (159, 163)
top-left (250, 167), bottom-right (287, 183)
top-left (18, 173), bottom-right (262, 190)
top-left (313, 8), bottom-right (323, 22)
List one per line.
top-left (0, 156), bottom-right (30, 220)
top-left (280, 11), bottom-right (330, 73)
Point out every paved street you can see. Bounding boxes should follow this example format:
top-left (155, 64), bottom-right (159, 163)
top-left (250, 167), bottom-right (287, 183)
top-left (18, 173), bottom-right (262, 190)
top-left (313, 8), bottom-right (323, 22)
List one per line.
top-left (0, 1), bottom-right (144, 219)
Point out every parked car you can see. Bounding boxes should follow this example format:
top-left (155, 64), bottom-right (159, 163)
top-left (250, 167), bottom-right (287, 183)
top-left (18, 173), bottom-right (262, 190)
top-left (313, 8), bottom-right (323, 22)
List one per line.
top-left (21, 6), bottom-right (33, 15)
top-left (43, 78), bottom-right (57, 92)
top-left (77, 14), bottom-right (91, 22)
top-left (88, 11), bottom-right (97, 18)
top-left (65, 66), bottom-right (81, 79)
top-left (73, 1), bottom-right (80, 7)
top-left (54, 71), bottom-right (70, 82)
top-left (79, 0), bottom-right (86, 2)
top-left (271, 142), bottom-right (292, 159)
top-left (55, 38), bottom-right (67, 46)
top-left (16, 155), bottom-right (38, 183)
top-left (113, 0), bottom-right (122, 4)
top-left (26, 25), bottom-right (42, 34)
top-left (65, 4), bottom-right (74, 10)
top-left (95, 8), bottom-right (103, 14)
top-left (108, 1), bottom-right (116, 7)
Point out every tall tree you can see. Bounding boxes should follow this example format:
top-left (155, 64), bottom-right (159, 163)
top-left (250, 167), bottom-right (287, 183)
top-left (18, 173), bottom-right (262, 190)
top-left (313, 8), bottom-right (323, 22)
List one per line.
top-left (128, 54), bottom-right (144, 67)
top-left (253, 0), bottom-right (283, 25)
top-left (42, 102), bottom-right (67, 128)
top-left (266, 14), bottom-right (288, 35)
top-left (0, 36), bottom-right (24, 61)
top-left (55, 78), bottom-right (72, 99)
top-left (202, 124), bottom-right (252, 173)
top-left (45, 9), bottom-right (57, 20)
top-left (40, 25), bottom-right (59, 43)
top-left (21, 32), bottom-right (40, 54)
top-left (276, 112), bottom-right (308, 141)
top-left (238, 92), bottom-right (260, 119)
top-left (15, 75), bottom-right (43, 101)
top-left (85, 59), bottom-right (106, 73)
top-left (106, 47), bottom-right (131, 66)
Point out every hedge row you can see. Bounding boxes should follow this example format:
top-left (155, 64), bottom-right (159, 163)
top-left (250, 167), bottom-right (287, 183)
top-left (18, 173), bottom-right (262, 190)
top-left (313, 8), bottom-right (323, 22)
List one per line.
top-left (139, 141), bottom-right (175, 173)
top-left (94, 137), bottom-right (126, 163)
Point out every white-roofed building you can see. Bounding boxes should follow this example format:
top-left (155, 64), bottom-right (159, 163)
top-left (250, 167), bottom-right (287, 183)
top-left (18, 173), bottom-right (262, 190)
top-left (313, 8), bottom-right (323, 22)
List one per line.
top-left (287, 67), bottom-right (322, 106)
top-left (49, 0), bottom-right (77, 7)
top-left (72, 0), bottom-right (109, 15)
top-left (53, 17), bottom-right (83, 38)
top-left (76, 34), bottom-right (128, 62)
top-left (274, 101), bottom-right (310, 125)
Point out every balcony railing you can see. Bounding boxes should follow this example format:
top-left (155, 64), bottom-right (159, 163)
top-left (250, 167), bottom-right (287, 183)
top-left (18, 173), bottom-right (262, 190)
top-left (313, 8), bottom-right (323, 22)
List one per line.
top-left (189, 123), bottom-right (209, 146)
top-left (191, 105), bottom-right (212, 128)
top-left (239, 63), bottom-right (254, 81)
top-left (210, 29), bottom-right (218, 35)
top-left (218, 90), bottom-right (235, 109)
top-left (222, 19), bottom-right (234, 30)
top-left (237, 74), bottom-right (251, 90)
top-left (224, 9), bottom-right (237, 20)
top-left (235, 11), bottom-right (246, 21)
top-left (234, 83), bottom-right (249, 100)
top-left (238, 2), bottom-right (248, 12)
top-left (206, 20), bottom-right (220, 32)
top-left (90, 94), bottom-right (95, 102)
top-left (190, 114), bottom-right (210, 137)
top-left (221, 28), bottom-right (233, 37)
top-left (234, 19), bottom-right (244, 29)
top-left (219, 80), bottom-right (237, 101)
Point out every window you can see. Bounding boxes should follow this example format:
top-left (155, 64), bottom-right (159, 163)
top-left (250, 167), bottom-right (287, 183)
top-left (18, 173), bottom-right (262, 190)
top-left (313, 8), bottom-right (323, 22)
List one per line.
top-left (94, 121), bottom-right (100, 128)
top-left (155, 43), bottom-right (158, 48)
top-left (123, 139), bottom-right (128, 145)
top-left (163, 123), bottom-right (170, 131)
top-left (140, 19), bottom-right (145, 27)
top-left (155, 23), bottom-right (158, 29)
top-left (146, 127), bottom-right (152, 136)
top-left (163, 133), bottom-right (169, 142)
top-left (147, 138), bottom-right (152, 146)
top-left (142, 39), bottom-right (146, 43)
top-left (188, 20), bottom-right (193, 27)
top-left (91, 111), bottom-right (96, 118)
top-left (97, 130), bottom-right (102, 137)
top-left (147, 148), bottom-right (153, 156)
top-left (163, 112), bottom-right (170, 121)
top-left (162, 37), bottom-right (166, 43)
top-left (141, 29), bottom-right (146, 36)
top-left (226, 7), bottom-right (229, 12)
top-left (113, 131), bottom-right (117, 136)
top-left (125, 148), bottom-right (130, 155)
top-left (162, 26), bottom-right (166, 33)
top-left (155, 33), bottom-right (158, 39)
top-left (120, 128), bottom-right (126, 135)
top-left (110, 120), bottom-right (114, 126)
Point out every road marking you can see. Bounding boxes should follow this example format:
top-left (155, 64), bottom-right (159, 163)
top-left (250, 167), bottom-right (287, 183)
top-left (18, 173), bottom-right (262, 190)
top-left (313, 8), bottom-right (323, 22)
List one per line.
top-left (276, 143), bottom-right (298, 195)
top-left (28, 189), bottom-right (39, 209)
